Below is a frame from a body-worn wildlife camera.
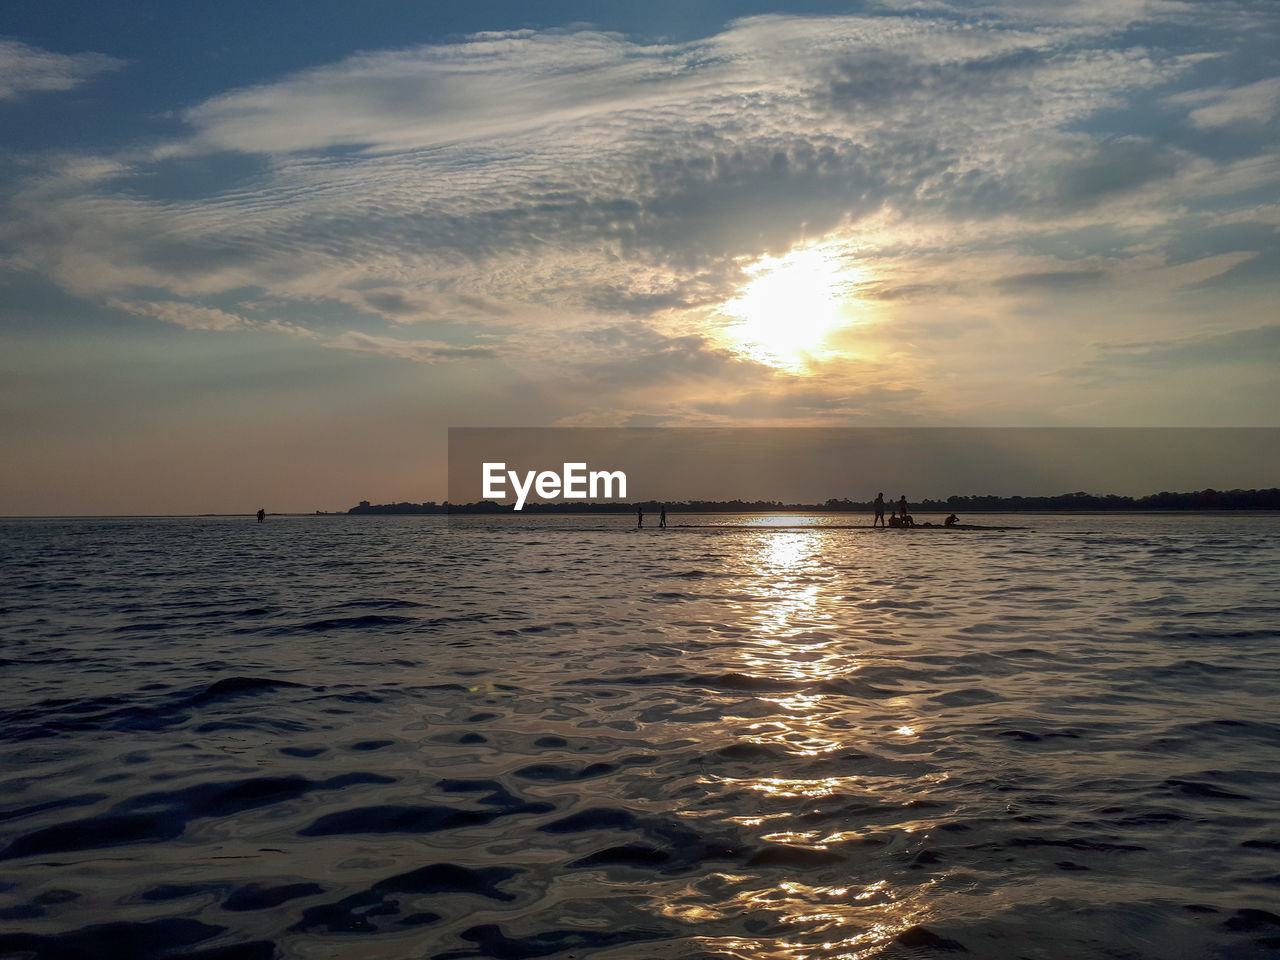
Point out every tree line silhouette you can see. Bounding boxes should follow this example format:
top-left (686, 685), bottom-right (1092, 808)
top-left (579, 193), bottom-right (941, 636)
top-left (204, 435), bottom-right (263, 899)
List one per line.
top-left (347, 488), bottom-right (1280, 514)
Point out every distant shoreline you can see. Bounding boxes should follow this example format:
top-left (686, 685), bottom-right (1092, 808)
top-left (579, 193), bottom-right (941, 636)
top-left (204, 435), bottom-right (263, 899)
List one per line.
top-left (348, 488), bottom-right (1280, 515)
top-left (3, 489), bottom-right (1277, 519)
top-left (3, 504), bottom-right (1279, 520)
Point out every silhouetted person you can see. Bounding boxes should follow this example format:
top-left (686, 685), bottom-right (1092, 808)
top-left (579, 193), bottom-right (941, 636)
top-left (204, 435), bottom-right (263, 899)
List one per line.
top-left (256, 508), bottom-right (265, 523)
top-left (873, 492), bottom-right (886, 527)
top-left (659, 505), bottom-right (667, 529)
top-left (898, 495), bottom-right (908, 521)
top-left (945, 513), bottom-right (958, 527)
top-left (637, 505), bottom-right (644, 529)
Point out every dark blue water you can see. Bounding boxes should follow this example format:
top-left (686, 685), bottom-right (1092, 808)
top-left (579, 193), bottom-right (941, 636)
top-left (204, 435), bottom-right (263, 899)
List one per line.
top-left (1, 513), bottom-right (1278, 959)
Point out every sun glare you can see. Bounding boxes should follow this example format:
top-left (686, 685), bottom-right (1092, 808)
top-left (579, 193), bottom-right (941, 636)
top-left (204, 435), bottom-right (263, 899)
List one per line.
top-left (719, 247), bottom-right (859, 368)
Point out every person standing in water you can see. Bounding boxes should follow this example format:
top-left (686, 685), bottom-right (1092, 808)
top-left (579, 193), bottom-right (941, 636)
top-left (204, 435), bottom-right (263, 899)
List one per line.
top-left (873, 493), bottom-right (886, 527)
top-left (637, 505), bottom-right (644, 529)
top-left (659, 504), bottom-right (667, 529)
top-left (256, 508), bottom-right (265, 523)
top-left (898, 494), bottom-right (908, 521)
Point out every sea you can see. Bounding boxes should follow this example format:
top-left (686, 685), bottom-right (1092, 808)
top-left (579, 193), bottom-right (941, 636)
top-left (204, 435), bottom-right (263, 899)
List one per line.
top-left (1, 512), bottom-right (1278, 960)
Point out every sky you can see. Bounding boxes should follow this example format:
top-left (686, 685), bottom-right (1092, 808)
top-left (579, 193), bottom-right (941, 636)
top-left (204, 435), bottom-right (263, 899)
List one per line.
top-left (1, 0), bottom-right (1277, 514)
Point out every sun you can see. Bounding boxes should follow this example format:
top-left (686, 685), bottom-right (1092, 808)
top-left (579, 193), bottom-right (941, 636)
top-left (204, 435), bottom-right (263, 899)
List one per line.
top-left (718, 246), bottom-right (859, 368)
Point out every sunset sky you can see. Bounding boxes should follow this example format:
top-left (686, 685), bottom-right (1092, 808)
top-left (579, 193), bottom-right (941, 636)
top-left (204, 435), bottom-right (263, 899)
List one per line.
top-left (2, 0), bottom-right (1277, 514)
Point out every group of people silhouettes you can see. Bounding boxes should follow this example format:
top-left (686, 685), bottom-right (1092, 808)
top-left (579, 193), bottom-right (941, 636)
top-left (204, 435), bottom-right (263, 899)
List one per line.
top-left (872, 492), bottom-right (913, 527)
top-left (635, 497), bottom-right (956, 529)
top-left (873, 493), bottom-right (960, 528)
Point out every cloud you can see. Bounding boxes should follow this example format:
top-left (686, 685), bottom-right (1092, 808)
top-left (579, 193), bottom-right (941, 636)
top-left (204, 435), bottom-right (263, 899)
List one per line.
top-left (1051, 137), bottom-right (1185, 205)
top-left (1063, 324), bottom-right (1280, 383)
top-left (0, 38), bottom-right (122, 101)
top-left (327, 331), bottom-right (497, 362)
top-left (109, 299), bottom-right (249, 332)
top-left (567, 323), bottom-right (771, 390)
top-left (1147, 250), bottom-right (1260, 289)
top-left (107, 296), bottom-right (497, 362)
top-left (1095, 324), bottom-right (1280, 367)
top-left (180, 30), bottom-right (698, 156)
top-left (1168, 77), bottom-right (1280, 129)
top-left (996, 269), bottom-right (1106, 292)
top-left (691, 383), bottom-right (925, 421)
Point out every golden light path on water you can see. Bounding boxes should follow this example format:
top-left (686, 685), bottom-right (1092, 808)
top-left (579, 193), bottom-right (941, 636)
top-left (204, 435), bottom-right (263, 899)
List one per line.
top-left (668, 522), bottom-right (944, 959)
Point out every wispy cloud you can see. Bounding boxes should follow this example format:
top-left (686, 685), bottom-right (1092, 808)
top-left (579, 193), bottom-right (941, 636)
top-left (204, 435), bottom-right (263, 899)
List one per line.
top-left (0, 38), bottom-right (122, 101)
top-left (1060, 324), bottom-right (1280, 390)
top-left (108, 299), bottom-right (250, 332)
top-left (996, 269), bottom-right (1106, 292)
top-left (1167, 77), bottom-right (1280, 129)
top-left (328, 331), bottom-right (498, 362)
top-left (1093, 324), bottom-right (1280, 368)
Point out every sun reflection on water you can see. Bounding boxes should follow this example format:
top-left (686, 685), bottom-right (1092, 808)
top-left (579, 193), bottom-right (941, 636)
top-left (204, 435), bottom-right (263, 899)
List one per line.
top-left (666, 526), bottom-right (938, 958)
top-left (677, 878), bottom-right (942, 960)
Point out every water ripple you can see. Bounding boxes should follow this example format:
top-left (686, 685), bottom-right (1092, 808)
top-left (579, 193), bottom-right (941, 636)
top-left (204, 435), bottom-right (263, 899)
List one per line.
top-left (0, 513), bottom-right (1277, 959)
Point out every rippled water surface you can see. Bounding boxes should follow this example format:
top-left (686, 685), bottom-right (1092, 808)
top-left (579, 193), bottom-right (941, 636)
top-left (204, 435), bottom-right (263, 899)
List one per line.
top-left (2, 513), bottom-right (1279, 960)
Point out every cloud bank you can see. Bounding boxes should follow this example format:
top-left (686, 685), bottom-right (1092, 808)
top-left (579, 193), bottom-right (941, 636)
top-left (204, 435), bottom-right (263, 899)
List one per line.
top-left (2, 5), bottom-right (1277, 425)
